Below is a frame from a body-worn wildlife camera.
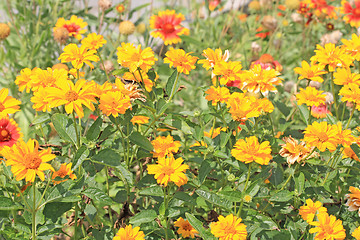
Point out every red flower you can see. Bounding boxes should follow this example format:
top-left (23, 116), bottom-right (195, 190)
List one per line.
top-left (342, 0), bottom-right (360, 28)
top-left (255, 26), bottom-right (270, 39)
top-left (0, 117), bottom-right (22, 148)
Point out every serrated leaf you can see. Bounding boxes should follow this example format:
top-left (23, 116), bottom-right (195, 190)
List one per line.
top-left (218, 191), bottom-right (243, 202)
top-left (195, 189), bottom-right (232, 210)
top-left (165, 70), bottom-right (178, 97)
top-left (129, 210), bottom-right (157, 226)
top-left (0, 196), bottom-right (22, 210)
top-left (91, 148), bottom-right (121, 167)
top-left (128, 131), bottom-right (153, 151)
top-left (116, 163), bottom-right (134, 185)
top-left (82, 187), bottom-right (112, 205)
top-left (298, 105), bottom-right (309, 125)
top-left (269, 190), bottom-right (294, 202)
top-left (86, 117), bottom-right (102, 141)
top-left (185, 213), bottom-right (216, 240)
top-left (51, 113), bottom-right (77, 146)
top-left (73, 145), bottom-right (89, 170)
top-left (199, 160), bottom-right (211, 184)
top-left (32, 113), bottom-right (50, 125)
top-left (112, 68), bottom-right (128, 76)
top-left (139, 185), bottom-right (163, 197)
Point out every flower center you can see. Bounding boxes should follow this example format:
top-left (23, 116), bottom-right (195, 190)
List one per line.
top-left (162, 166), bottom-right (175, 175)
top-left (25, 153), bottom-right (42, 169)
top-left (65, 90), bottom-right (79, 102)
top-left (0, 128), bottom-right (10, 142)
top-left (163, 23), bottom-right (175, 33)
top-left (317, 132), bottom-right (329, 142)
top-left (63, 23), bottom-right (80, 33)
top-left (182, 223), bottom-right (193, 231)
top-left (56, 169), bottom-right (68, 178)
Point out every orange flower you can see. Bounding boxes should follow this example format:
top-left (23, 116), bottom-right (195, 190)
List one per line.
top-left (339, 83), bottom-right (360, 109)
top-left (30, 68), bottom-right (68, 91)
top-left (52, 163), bottom-right (77, 184)
top-left (0, 117), bottom-right (22, 148)
top-left (299, 199), bottom-right (327, 223)
top-left (296, 86), bottom-right (326, 107)
top-left (342, 146), bottom-right (360, 161)
top-left (303, 121), bottom-right (338, 152)
top-left (115, 4), bottom-right (125, 14)
top-left (250, 54), bottom-right (283, 72)
top-left (205, 86), bottom-right (230, 106)
top-left (31, 87), bottom-right (53, 112)
top-left (130, 115), bottom-right (149, 126)
top-left (54, 15), bottom-right (87, 40)
top-left (342, 33), bottom-right (360, 61)
top-left (204, 127), bottom-right (226, 139)
top-left (151, 135), bottom-right (181, 158)
top-left (123, 70), bottom-right (158, 92)
top-left (309, 212), bottom-right (346, 240)
top-left (198, 48), bottom-right (229, 70)
top-left (0, 88), bottom-right (21, 118)
top-left (1, 139), bottom-right (55, 182)
top-left (164, 48), bottom-right (198, 74)
top-left (279, 136), bottom-right (315, 165)
top-left (210, 214), bottom-right (247, 240)
top-left (226, 92), bottom-right (262, 122)
top-left (117, 42), bottom-right (157, 73)
top-left (213, 61), bottom-right (243, 85)
top-left (345, 186), bottom-right (360, 215)
top-left (150, 10), bottom-right (189, 45)
top-left (341, 0), bottom-right (360, 28)
top-left (99, 90), bottom-right (132, 117)
top-left (231, 136), bottom-right (272, 165)
top-left (58, 43), bottom-right (99, 69)
top-left (15, 67), bottom-right (37, 93)
top-left (147, 155), bottom-right (189, 187)
top-left (174, 217), bottom-right (198, 238)
top-left (81, 33), bottom-right (107, 50)
top-left (333, 67), bottom-right (360, 86)
top-left (334, 122), bottom-right (355, 147)
top-left (294, 61), bottom-right (326, 83)
top-left (113, 225), bottom-right (145, 240)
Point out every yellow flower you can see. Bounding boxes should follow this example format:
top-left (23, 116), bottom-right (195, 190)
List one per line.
top-left (279, 136), bottom-right (315, 166)
top-left (204, 127), bottom-right (226, 139)
top-left (241, 64), bottom-right (282, 94)
top-left (309, 212), bottom-right (346, 240)
top-left (147, 155), bottom-right (189, 187)
top-left (299, 199), bottom-right (327, 223)
top-left (342, 146), bottom-right (360, 161)
top-left (46, 79), bottom-right (97, 118)
top-left (303, 121), bottom-right (338, 152)
top-left (99, 90), bottom-right (132, 118)
top-left (213, 61), bottom-right (243, 85)
top-left (205, 86), bottom-right (230, 106)
top-left (123, 70), bottom-right (158, 92)
top-left (31, 87), bottom-right (53, 112)
top-left (334, 122), bottom-right (355, 147)
top-left (293, 60), bottom-right (326, 83)
top-left (130, 115), bottom-right (149, 126)
top-left (339, 83), bottom-right (360, 109)
top-left (198, 48), bottom-right (229, 70)
top-left (244, 195), bottom-right (252, 202)
top-left (345, 186), bottom-right (360, 215)
top-left (58, 43), bottom-right (99, 69)
top-left (210, 214), bottom-right (247, 240)
top-left (81, 33), bottom-right (107, 50)
top-left (231, 136), bottom-right (272, 165)
top-left (342, 33), bottom-right (360, 61)
top-left (54, 15), bottom-right (87, 40)
top-left (0, 88), bottom-right (21, 118)
top-left (296, 86), bottom-right (326, 107)
top-left (151, 135), bottom-right (181, 158)
top-left (52, 163), bottom-right (77, 184)
top-left (163, 48), bottom-right (198, 74)
top-left (333, 67), bottom-right (360, 86)
top-left (30, 68), bottom-right (68, 91)
top-left (174, 217), bottom-right (198, 238)
top-left (113, 224), bottom-right (145, 240)
top-left (15, 67), bottom-right (38, 93)
top-left (1, 139), bottom-right (55, 182)
top-left (352, 226), bottom-right (360, 240)
top-left (310, 43), bottom-right (353, 72)
top-left (116, 42), bottom-right (157, 73)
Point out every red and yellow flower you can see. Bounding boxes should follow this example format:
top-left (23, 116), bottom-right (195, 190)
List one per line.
top-left (54, 15), bottom-right (87, 40)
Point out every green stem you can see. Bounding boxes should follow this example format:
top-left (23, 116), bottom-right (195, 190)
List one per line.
top-left (32, 182), bottom-right (37, 240)
top-left (167, 72), bottom-right (180, 102)
top-left (346, 103), bottom-right (356, 129)
top-left (97, 51), bottom-right (111, 82)
top-left (72, 112), bottom-right (80, 149)
top-left (237, 163), bottom-right (252, 217)
top-left (36, 178), bottom-right (51, 210)
top-left (163, 186), bottom-right (169, 240)
top-left (330, 72), bottom-right (339, 119)
top-left (105, 167), bottom-right (114, 229)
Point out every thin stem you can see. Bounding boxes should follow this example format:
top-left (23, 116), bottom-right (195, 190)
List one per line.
top-left (163, 186), bottom-right (169, 240)
top-left (346, 103), bottom-right (356, 129)
top-left (105, 167), bottom-right (114, 229)
top-left (36, 178), bottom-right (51, 210)
top-left (237, 163), bottom-right (252, 217)
top-left (32, 182), bottom-right (37, 240)
top-left (167, 72), bottom-right (181, 102)
top-left (72, 112), bottom-right (80, 149)
top-left (330, 72), bottom-right (339, 119)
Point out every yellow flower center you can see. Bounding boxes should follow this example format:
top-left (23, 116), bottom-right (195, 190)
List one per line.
top-left (0, 128), bottom-right (10, 142)
top-left (65, 90), bottom-right (79, 102)
top-left (25, 153), bottom-right (42, 169)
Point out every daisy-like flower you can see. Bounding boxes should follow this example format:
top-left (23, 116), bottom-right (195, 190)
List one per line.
top-left (149, 10), bottom-right (189, 45)
top-left (342, 33), bottom-right (360, 61)
top-left (58, 43), bottom-right (99, 69)
top-left (147, 155), bottom-right (189, 187)
top-left (341, 0), bottom-right (360, 28)
top-left (0, 117), bottom-right (22, 148)
top-left (352, 226), bottom-right (360, 240)
top-left (333, 67), bottom-right (360, 86)
top-left (81, 33), bottom-right (107, 50)
top-left (46, 79), bottom-right (97, 118)
top-left (309, 0), bottom-right (337, 19)
top-left (52, 163), bottom-right (77, 184)
top-left (123, 70), bottom-right (158, 92)
top-left (213, 61), bottom-right (243, 85)
top-left (204, 127), bottom-right (226, 139)
top-left (198, 48), bottom-right (229, 70)
top-left (205, 86), bottom-right (230, 106)
top-left (151, 135), bottom-right (181, 158)
top-left (1, 139), bottom-right (55, 182)
top-left (241, 64), bottom-right (282, 94)
top-left (231, 136), bottom-right (272, 165)
top-left (117, 42), bottom-right (157, 73)
top-left (53, 15), bottom-right (87, 40)
top-left (130, 115), bottom-right (149, 126)
top-left (0, 88), bottom-right (21, 118)
top-left (310, 43), bottom-right (353, 72)
top-left (296, 86), bottom-right (326, 107)
top-left (299, 199), bottom-right (327, 223)
top-left (163, 48), bottom-right (198, 75)
top-left (345, 186), bottom-right (360, 215)
top-left (210, 214), bottom-right (247, 240)
top-left (279, 136), bottom-right (315, 166)
top-left (309, 212), bottom-right (346, 240)
top-left (339, 83), bottom-right (360, 109)
top-left (15, 67), bottom-right (37, 93)
top-left (303, 121), bottom-right (338, 152)
top-left (113, 225), bottom-right (145, 240)
top-left (334, 122), bottom-right (355, 147)
top-left (99, 90), bottom-right (132, 117)
top-left (174, 217), bottom-right (198, 238)
top-left (294, 61), bottom-right (326, 83)
top-left (226, 92), bottom-right (262, 122)
top-left (311, 104), bottom-right (331, 119)
top-left (31, 87), bottom-right (53, 112)
top-left (30, 68), bottom-right (68, 91)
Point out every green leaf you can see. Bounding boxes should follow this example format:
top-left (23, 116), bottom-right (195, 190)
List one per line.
top-left (91, 148), bottom-right (121, 167)
top-left (174, 192), bottom-right (196, 204)
top-left (86, 117), bottom-right (103, 141)
top-left (115, 163), bottom-right (134, 185)
top-left (129, 209), bottom-right (157, 226)
top-left (0, 196), bottom-right (22, 210)
top-left (195, 189), bottom-right (232, 210)
top-left (112, 68), bottom-right (128, 76)
top-left (32, 113), bottom-right (50, 125)
top-left (43, 202), bottom-right (72, 223)
top-left (295, 172), bottom-right (305, 195)
top-left (165, 70), bottom-right (178, 96)
top-left (128, 3), bottom-right (150, 19)
top-left (351, 143), bottom-right (360, 159)
top-left (218, 191), bottom-right (243, 202)
top-left (214, 150), bottom-right (228, 158)
top-left (220, 131), bottom-right (232, 148)
top-left (51, 113), bottom-right (77, 146)
top-left (156, 98), bottom-right (170, 115)
top-left (274, 101), bottom-right (290, 117)
top-left (298, 105), bottom-right (309, 125)
top-left (199, 160), bottom-right (212, 183)
top-left (73, 145), bottom-right (89, 170)
top-left (82, 187), bottom-right (113, 206)
top-left (269, 190), bottom-right (294, 202)
top-left (139, 185), bottom-right (163, 197)
top-left (185, 213), bottom-right (216, 240)
top-left (128, 131), bottom-right (153, 151)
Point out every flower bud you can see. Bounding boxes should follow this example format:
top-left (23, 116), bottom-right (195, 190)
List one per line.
top-left (309, 80), bottom-right (321, 89)
top-left (249, 1), bottom-right (261, 11)
top-left (251, 42), bottom-right (262, 54)
top-left (284, 81), bottom-right (297, 93)
top-left (100, 60), bottom-right (114, 74)
top-left (119, 20), bottom-right (135, 35)
top-left (0, 23), bottom-right (10, 40)
top-left (136, 23), bottom-right (146, 34)
top-left (291, 13), bottom-right (303, 23)
top-left (262, 15), bottom-right (278, 31)
top-left (98, 0), bottom-right (112, 11)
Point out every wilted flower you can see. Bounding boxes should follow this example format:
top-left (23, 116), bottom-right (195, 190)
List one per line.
top-left (345, 186), bottom-right (360, 215)
top-left (279, 136), bottom-right (315, 165)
